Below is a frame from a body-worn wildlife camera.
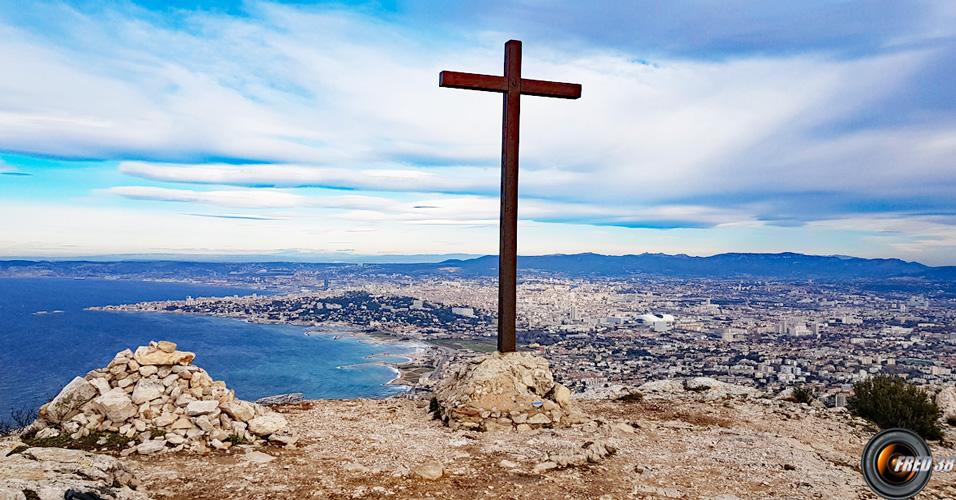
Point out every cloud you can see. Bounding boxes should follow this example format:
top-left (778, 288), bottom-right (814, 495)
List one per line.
top-left (1, 1), bottom-right (955, 261)
top-left (185, 213), bottom-right (280, 221)
top-left (118, 161), bottom-right (498, 193)
top-left (105, 184), bottom-right (749, 229)
top-left (388, 1), bottom-right (956, 59)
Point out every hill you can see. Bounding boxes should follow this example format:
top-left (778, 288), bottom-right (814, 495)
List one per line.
top-left (434, 252), bottom-right (954, 281)
top-left (2, 252), bottom-right (953, 282)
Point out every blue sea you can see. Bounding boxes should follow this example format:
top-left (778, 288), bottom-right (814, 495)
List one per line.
top-left (0, 277), bottom-right (415, 420)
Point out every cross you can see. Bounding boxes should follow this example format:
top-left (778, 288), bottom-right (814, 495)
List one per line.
top-left (439, 39), bottom-right (581, 353)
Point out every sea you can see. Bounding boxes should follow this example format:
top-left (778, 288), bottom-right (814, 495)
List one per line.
top-left (0, 277), bottom-right (416, 421)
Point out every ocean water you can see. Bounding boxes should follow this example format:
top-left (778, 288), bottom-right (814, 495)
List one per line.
top-left (0, 278), bottom-right (415, 420)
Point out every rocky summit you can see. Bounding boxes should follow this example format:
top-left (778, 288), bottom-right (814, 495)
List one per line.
top-left (26, 341), bottom-right (297, 457)
top-left (432, 352), bottom-right (589, 432)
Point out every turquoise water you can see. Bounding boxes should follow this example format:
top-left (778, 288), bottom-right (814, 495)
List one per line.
top-left (0, 278), bottom-right (415, 420)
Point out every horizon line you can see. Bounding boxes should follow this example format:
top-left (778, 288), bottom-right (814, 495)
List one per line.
top-left (0, 250), bottom-right (948, 268)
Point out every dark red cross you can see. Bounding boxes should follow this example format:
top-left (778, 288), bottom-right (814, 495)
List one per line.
top-left (439, 40), bottom-right (581, 353)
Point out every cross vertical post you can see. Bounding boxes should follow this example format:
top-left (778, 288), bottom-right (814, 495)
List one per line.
top-left (439, 40), bottom-right (581, 353)
top-left (498, 40), bottom-right (521, 353)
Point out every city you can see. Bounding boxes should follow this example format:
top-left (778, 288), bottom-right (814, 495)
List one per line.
top-left (89, 268), bottom-right (956, 405)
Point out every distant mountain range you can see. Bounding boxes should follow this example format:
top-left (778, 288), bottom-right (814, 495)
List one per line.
top-left (1, 252), bottom-right (953, 283)
top-left (430, 252), bottom-right (956, 280)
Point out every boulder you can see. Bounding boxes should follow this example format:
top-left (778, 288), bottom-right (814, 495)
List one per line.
top-left (0, 447), bottom-right (145, 499)
top-left (131, 379), bottom-right (165, 405)
top-left (222, 400), bottom-right (256, 422)
top-left (248, 414), bottom-right (289, 436)
top-left (433, 352), bottom-right (586, 432)
top-left (412, 462), bottom-right (444, 480)
top-left (136, 440), bottom-right (167, 455)
top-left (244, 451), bottom-right (276, 464)
top-left (138, 365), bottom-right (158, 377)
top-left (185, 400), bottom-right (219, 417)
top-left (551, 384), bottom-right (572, 408)
top-left (93, 388), bottom-right (137, 423)
top-left (133, 345), bottom-right (195, 366)
top-left (41, 377), bottom-right (98, 423)
top-left (255, 393), bottom-right (305, 405)
top-left (527, 413), bottom-right (552, 425)
top-left (156, 340), bottom-right (177, 353)
top-left (89, 377), bottom-right (111, 396)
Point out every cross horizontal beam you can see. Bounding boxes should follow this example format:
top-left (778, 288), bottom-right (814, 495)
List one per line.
top-left (439, 71), bottom-right (581, 99)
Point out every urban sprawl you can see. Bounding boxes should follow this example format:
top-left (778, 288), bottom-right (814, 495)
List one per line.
top-left (90, 269), bottom-right (956, 407)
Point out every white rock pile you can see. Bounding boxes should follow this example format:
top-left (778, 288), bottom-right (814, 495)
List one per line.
top-left (27, 341), bottom-right (297, 455)
top-left (432, 351), bottom-right (588, 432)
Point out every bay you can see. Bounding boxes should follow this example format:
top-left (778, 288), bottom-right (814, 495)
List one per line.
top-left (0, 277), bottom-right (413, 421)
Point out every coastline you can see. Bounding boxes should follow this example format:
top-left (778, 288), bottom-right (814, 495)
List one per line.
top-left (93, 305), bottom-right (434, 394)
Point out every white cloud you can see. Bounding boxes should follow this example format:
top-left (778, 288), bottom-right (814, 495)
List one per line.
top-left (118, 161), bottom-right (498, 193)
top-left (0, 2), bottom-right (954, 261)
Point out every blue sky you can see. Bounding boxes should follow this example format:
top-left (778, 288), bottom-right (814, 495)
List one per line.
top-left (1, 1), bottom-right (955, 264)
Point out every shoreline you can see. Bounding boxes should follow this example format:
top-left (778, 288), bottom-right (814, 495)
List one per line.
top-left (92, 306), bottom-right (435, 394)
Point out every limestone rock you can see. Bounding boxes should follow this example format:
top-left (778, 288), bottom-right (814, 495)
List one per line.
top-left (41, 377), bottom-right (98, 423)
top-left (222, 400), bottom-right (256, 422)
top-left (248, 413), bottom-right (289, 436)
top-left (533, 461), bottom-right (558, 473)
top-left (89, 377), bottom-right (112, 396)
top-left (133, 345), bottom-right (195, 366)
top-left (433, 352), bottom-right (585, 432)
top-left (255, 393), bottom-right (304, 405)
top-left (93, 388), bottom-right (137, 423)
top-left (185, 400), bottom-right (219, 416)
top-left (269, 430), bottom-right (299, 446)
top-left (138, 365), bottom-right (158, 377)
top-left (136, 440), bottom-right (167, 455)
top-left (131, 378), bottom-right (165, 405)
top-left (527, 413), bottom-right (551, 425)
top-left (0, 447), bottom-right (146, 499)
top-left (28, 341), bottom-right (295, 456)
top-left (412, 462), bottom-right (444, 480)
top-left (551, 383), bottom-right (572, 408)
top-left (156, 340), bottom-right (177, 353)
top-left (244, 451), bottom-right (276, 464)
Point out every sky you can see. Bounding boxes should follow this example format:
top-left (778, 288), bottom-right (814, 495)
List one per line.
top-left (1, 1), bottom-right (955, 265)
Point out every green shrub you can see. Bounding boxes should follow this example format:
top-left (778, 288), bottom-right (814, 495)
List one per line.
top-left (616, 392), bottom-right (644, 403)
top-left (225, 434), bottom-right (249, 446)
top-left (21, 430), bottom-right (128, 451)
top-left (791, 386), bottom-right (817, 405)
top-left (848, 375), bottom-right (943, 440)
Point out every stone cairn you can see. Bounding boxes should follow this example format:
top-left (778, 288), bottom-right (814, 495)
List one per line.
top-left (28, 341), bottom-right (297, 455)
top-left (432, 351), bottom-right (588, 432)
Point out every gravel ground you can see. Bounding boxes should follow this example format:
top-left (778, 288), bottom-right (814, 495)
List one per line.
top-left (119, 396), bottom-right (956, 499)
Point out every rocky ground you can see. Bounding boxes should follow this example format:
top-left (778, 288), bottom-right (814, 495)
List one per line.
top-left (56, 394), bottom-right (948, 499)
top-left (6, 345), bottom-right (956, 499)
